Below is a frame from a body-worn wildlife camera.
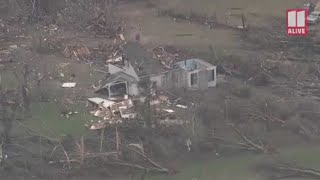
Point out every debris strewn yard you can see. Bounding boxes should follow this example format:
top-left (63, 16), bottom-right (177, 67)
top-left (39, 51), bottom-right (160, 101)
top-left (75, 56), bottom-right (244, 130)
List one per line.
top-left (2, 0), bottom-right (320, 180)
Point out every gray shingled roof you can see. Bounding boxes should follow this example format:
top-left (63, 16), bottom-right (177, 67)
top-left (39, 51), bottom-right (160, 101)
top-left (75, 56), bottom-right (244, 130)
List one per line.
top-left (122, 42), bottom-right (168, 76)
top-left (99, 71), bottom-right (137, 89)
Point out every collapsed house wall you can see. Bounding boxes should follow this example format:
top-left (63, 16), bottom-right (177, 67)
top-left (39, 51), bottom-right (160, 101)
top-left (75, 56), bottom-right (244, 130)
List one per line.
top-left (150, 74), bottom-right (167, 88)
top-left (143, 69), bottom-right (188, 90)
top-left (106, 56), bottom-right (216, 93)
top-left (187, 69), bottom-right (200, 89)
top-left (128, 83), bottom-right (139, 96)
top-left (188, 68), bottom-right (216, 89)
top-left (173, 58), bottom-right (217, 90)
top-left (171, 68), bottom-right (188, 89)
top-left (207, 66), bottom-right (217, 87)
top-left (198, 69), bottom-right (208, 89)
top-left (147, 66), bottom-right (215, 90)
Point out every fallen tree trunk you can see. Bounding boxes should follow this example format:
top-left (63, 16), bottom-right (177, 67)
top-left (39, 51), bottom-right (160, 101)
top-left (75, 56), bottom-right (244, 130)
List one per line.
top-left (258, 163), bottom-right (320, 179)
top-left (109, 139), bottom-right (169, 173)
top-left (107, 160), bottom-right (169, 173)
top-left (273, 165), bottom-right (320, 179)
top-left (211, 136), bottom-right (256, 151)
top-left (228, 123), bottom-right (266, 153)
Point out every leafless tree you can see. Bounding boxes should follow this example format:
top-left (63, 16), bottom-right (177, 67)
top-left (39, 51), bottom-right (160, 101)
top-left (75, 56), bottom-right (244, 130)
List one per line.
top-left (0, 75), bottom-right (19, 143)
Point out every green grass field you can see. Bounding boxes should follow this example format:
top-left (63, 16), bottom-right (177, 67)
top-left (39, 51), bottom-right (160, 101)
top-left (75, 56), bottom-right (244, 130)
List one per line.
top-left (24, 102), bottom-right (95, 137)
top-left (148, 154), bottom-right (263, 180)
top-left (146, 146), bottom-right (320, 180)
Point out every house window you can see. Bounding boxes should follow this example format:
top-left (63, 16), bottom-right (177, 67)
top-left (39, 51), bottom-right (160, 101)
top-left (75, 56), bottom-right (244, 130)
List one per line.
top-left (100, 87), bottom-right (110, 97)
top-left (152, 81), bottom-right (157, 87)
top-left (208, 69), bottom-right (215, 81)
top-left (161, 76), bottom-right (166, 87)
top-left (109, 81), bottom-right (127, 97)
top-left (190, 72), bottom-right (198, 86)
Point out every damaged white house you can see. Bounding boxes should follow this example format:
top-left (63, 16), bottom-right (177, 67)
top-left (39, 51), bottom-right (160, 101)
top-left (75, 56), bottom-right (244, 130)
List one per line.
top-left (150, 58), bottom-right (217, 90)
top-left (95, 42), bottom-right (217, 97)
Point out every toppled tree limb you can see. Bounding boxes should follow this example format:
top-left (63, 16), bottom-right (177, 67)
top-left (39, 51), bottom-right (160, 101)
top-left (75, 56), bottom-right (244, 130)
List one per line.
top-left (42, 124), bottom-right (72, 170)
top-left (274, 165), bottom-right (320, 179)
top-left (94, 69), bottom-right (108, 74)
top-left (228, 123), bottom-right (266, 153)
top-left (247, 112), bottom-right (285, 124)
top-left (108, 159), bottom-right (168, 173)
top-left (15, 120), bottom-right (71, 169)
top-left (211, 136), bottom-right (257, 151)
top-left (16, 121), bottom-right (168, 173)
top-left (110, 139), bottom-right (169, 173)
top-left (260, 163), bottom-right (320, 179)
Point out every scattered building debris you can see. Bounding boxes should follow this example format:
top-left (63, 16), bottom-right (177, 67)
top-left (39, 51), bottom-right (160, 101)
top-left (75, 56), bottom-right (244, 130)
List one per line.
top-left (61, 111), bottom-right (78, 118)
top-left (119, 106), bottom-right (136, 119)
top-left (159, 119), bottom-right (186, 126)
top-left (86, 7), bottom-right (123, 38)
top-left (86, 96), bottom-right (137, 128)
top-left (185, 138), bottom-right (192, 151)
top-left (64, 46), bottom-right (91, 61)
top-left (110, 99), bottom-right (134, 113)
top-left (147, 90), bottom-right (194, 126)
top-left (119, 34), bottom-right (125, 41)
top-left (61, 82), bottom-right (76, 88)
top-left (110, 99), bottom-right (136, 119)
top-left (90, 107), bottom-right (112, 119)
top-left (89, 121), bottom-right (107, 130)
top-left (86, 88), bottom-right (193, 128)
top-left (87, 97), bottom-right (115, 109)
top-left (9, 45), bottom-right (18, 49)
top-left (85, 118), bottom-right (123, 130)
top-left (162, 109), bottom-right (174, 113)
top-left (58, 63), bottom-right (70, 68)
top-left (150, 46), bottom-right (192, 69)
top-left (106, 56), bottom-right (122, 63)
top-left (176, 104), bottom-right (188, 109)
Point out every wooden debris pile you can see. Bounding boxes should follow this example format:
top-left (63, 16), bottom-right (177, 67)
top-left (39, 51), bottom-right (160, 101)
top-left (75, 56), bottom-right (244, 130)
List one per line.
top-left (0, 18), bottom-right (27, 38)
top-left (150, 46), bottom-right (193, 69)
top-left (34, 29), bottom-right (65, 54)
top-left (98, 43), bottom-right (124, 64)
top-left (86, 4), bottom-right (123, 38)
top-left (86, 97), bottom-right (138, 130)
top-left (87, 18), bottom-right (123, 38)
top-left (63, 43), bottom-right (124, 64)
top-left (63, 46), bottom-right (91, 62)
top-left (149, 90), bottom-right (193, 126)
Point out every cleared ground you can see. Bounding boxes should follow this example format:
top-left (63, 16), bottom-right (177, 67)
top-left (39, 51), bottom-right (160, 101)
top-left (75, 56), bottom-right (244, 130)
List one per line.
top-left (119, 0), bottom-right (306, 51)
